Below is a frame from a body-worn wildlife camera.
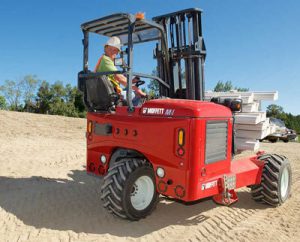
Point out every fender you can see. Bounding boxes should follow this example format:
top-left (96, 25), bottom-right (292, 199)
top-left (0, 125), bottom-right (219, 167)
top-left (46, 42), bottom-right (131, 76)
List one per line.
top-left (109, 148), bottom-right (146, 168)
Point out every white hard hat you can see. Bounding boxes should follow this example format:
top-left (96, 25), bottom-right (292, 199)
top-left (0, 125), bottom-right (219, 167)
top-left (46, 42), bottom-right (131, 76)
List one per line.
top-left (105, 36), bottom-right (122, 51)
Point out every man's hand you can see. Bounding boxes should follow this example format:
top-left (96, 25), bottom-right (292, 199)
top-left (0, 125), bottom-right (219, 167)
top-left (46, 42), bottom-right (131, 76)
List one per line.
top-left (132, 76), bottom-right (140, 84)
top-left (133, 87), bottom-right (146, 97)
top-left (115, 74), bottom-right (146, 96)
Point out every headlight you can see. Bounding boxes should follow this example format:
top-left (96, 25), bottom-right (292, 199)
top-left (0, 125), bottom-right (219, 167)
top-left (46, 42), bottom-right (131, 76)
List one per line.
top-left (100, 155), bottom-right (107, 164)
top-left (156, 167), bottom-right (165, 178)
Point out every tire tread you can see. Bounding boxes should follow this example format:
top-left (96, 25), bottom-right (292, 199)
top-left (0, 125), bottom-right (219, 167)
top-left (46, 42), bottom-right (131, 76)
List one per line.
top-left (251, 153), bottom-right (291, 206)
top-left (101, 158), bottom-right (157, 220)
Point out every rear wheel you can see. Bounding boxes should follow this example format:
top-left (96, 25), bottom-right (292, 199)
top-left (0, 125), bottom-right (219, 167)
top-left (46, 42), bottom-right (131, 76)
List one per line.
top-left (251, 154), bottom-right (292, 206)
top-left (101, 158), bottom-right (158, 220)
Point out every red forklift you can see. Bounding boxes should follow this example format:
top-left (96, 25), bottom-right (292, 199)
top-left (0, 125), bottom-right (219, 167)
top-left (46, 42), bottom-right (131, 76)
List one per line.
top-left (78, 8), bottom-right (292, 220)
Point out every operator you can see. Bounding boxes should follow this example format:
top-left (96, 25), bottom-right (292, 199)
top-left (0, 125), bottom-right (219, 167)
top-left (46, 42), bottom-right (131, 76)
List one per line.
top-left (94, 36), bottom-right (146, 98)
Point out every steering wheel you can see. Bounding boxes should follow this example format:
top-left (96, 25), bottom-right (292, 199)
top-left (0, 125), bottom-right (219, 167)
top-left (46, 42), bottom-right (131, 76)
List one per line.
top-left (134, 80), bottom-right (145, 87)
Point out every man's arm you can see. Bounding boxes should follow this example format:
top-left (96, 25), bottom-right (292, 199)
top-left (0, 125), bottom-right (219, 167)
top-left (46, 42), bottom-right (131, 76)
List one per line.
top-left (115, 74), bottom-right (146, 96)
top-left (114, 74), bottom-right (127, 87)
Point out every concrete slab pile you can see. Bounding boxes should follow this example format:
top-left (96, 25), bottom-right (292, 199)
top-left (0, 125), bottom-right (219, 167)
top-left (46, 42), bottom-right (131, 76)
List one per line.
top-left (205, 91), bottom-right (278, 151)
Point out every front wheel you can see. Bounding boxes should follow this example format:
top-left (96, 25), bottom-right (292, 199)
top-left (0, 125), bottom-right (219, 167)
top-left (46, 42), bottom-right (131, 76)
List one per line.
top-left (269, 138), bottom-right (278, 143)
top-left (251, 154), bottom-right (292, 206)
top-left (101, 158), bottom-right (159, 220)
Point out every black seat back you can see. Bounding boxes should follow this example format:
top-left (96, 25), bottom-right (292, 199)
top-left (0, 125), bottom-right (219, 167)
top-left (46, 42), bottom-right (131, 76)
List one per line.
top-left (78, 72), bottom-right (118, 112)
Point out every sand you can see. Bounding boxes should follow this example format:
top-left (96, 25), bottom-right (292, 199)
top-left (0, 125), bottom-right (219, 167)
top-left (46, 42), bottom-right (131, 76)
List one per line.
top-left (1, 110), bottom-right (300, 242)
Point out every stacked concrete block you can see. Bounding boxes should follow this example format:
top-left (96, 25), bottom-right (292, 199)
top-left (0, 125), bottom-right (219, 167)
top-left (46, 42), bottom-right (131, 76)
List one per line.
top-left (242, 102), bottom-right (259, 112)
top-left (205, 91), bottom-right (278, 152)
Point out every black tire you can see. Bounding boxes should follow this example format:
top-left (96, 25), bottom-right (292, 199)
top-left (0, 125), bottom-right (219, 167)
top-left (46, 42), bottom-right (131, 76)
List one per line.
top-left (101, 158), bottom-right (159, 220)
top-left (283, 139), bottom-right (289, 143)
top-left (251, 154), bottom-right (292, 206)
top-left (269, 138), bottom-right (278, 143)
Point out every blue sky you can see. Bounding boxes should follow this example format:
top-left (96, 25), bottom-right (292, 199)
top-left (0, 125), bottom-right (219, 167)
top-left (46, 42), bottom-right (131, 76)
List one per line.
top-left (0, 0), bottom-right (299, 114)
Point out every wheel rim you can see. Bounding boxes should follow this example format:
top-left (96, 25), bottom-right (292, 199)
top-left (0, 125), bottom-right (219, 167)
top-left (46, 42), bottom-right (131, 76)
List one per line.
top-left (280, 166), bottom-right (289, 198)
top-left (130, 175), bottom-right (154, 211)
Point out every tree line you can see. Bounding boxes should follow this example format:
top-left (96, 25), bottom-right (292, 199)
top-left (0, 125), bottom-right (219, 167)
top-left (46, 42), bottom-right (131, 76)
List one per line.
top-left (1, 77), bottom-right (299, 132)
top-left (0, 75), bottom-right (86, 118)
top-left (266, 104), bottom-right (300, 133)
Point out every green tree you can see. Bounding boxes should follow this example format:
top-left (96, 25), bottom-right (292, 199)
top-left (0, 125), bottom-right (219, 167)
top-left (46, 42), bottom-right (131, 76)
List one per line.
top-left (266, 104), bottom-right (284, 118)
top-left (1, 76), bottom-right (86, 117)
top-left (22, 75), bottom-right (40, 112)
top-left (74, 90), bottom-right (86, 115)
top-left (266, 104), bottom-right (300, 133)
top-left (35, 80), bottom-right (86, 117)
top-left (147, 69), bottom-right (160, 98)
top-left (214, 81), bottom-right (231, 92)
top-left (51, 81), bottom-right (66, 101)
top-left (0, 80), bottom-right (23, 111)
top-left (0, 95), bottom-right (6, 110)
top-left (48, 81), bottom-right (67, 115)
top-left (63, 83), bottom-right (86, 117)
top-left (49, 99), bottom-right (77, 116)
top-left (36, 81), bottom-right (53, 114)
top-left (65, 84), bottom-right (75, 103)
top-left (236, 87), bottom-right (249, 92)
top-left (213, 80), bottom-right (249, 92)
top-left (284, 113), bottom-right (300, 134)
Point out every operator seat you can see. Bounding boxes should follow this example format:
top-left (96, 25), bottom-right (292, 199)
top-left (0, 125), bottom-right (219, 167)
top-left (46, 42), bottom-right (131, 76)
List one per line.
top-left (78, 71), bottom-right (119, 112)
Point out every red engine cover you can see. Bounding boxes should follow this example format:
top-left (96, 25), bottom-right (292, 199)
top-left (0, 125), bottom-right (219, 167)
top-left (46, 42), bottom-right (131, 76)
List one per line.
top-left (85, 100), bottom-right (261, 202)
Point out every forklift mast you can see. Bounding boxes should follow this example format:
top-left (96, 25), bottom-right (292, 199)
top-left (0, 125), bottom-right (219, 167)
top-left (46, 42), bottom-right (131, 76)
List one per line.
top-left (153, 8), bottom-right (206, 100)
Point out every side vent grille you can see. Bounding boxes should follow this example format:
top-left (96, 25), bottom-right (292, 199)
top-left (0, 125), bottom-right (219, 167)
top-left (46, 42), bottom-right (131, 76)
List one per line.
top-left (205, 121), bottom-right (228, 164)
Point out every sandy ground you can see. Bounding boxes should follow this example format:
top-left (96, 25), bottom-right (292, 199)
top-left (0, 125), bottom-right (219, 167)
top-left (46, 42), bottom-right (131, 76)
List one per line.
top-left (1, 110), bottom-right (300, 242)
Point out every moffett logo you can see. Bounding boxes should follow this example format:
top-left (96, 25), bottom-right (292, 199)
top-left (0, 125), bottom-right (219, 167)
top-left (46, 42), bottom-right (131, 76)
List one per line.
top-left (142, 107), bottom-right (175, 116)
top-left (142, 107), bottom-right (165, 115)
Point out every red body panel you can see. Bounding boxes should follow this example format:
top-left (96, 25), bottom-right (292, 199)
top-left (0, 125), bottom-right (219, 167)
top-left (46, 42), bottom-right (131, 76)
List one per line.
top-left (86, 99), bottom-right (264, 202)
